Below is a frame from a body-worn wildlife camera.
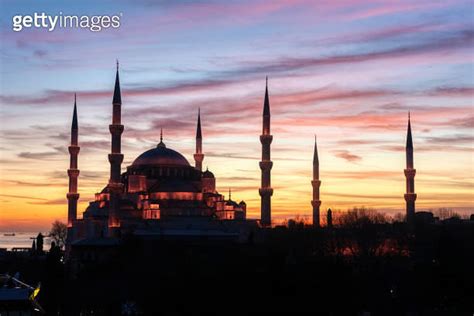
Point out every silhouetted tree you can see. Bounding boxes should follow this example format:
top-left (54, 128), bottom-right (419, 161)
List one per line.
top-left (433, 208), bottom-right (460, 220)
top-left (339, 207), bottom-right (388, 228)
top-left (284, 214), bottom-right (308, 229)
top-left (337, 207), bottom-right (389, 258)
top-left (393, 212), bottom-right (405, 223)
top-left (49, 220), bottom-right (67, 249)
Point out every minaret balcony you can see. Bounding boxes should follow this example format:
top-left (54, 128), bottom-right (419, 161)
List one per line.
top-left (404, 193), bottom-right (417, 202)
top-left (311, 180), bottom-right (321, 187)
top-left (311, 200), bottom-right (321, 208)
top-left (109, 124), bottom-right (124, 134)
top-left (259, 161), bottom-right (273, 170)
top-left (68, 145), bottom-right (80, 155)
top-left (67, 192), bottom-right (80, 200)
top-left (404, 169), bottom-right (416, 177)
top-left (259, 188), bottom-right (273, 196)
top-left (260, 134), bottom-right (273, 145)
top-left (108, 153), bottom-right (124, 164)
top-left (67, 169), bottom-right (80, 177)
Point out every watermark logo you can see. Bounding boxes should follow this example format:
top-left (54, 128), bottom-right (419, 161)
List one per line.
top-left (12, 12), bottom-right (122, 32)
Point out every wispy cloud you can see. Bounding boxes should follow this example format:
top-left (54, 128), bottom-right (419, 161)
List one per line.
top-left (424, 134), bottom-right (474, 145)
top-left (0, 194), bottom-right (48, 201)
top-left (28, 198), bottom-right (67, 205)
top-left (427, 87), bottom-right (474, 97)
top-left (332, 150), bottom-right (362, 162)
top-left (325, 170), bottom-right (400, 179)
top-left (227, 29), bottom-right (474, 77)
top-left (18, 151), bottom-right (61, 160)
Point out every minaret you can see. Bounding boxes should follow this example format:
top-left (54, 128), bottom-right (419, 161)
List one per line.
top-left (67, 94), bottom-right (80, 229)
top-left (259, 77), bottom-right (273, 227)
top-left (194, 108), bottom-right (204, 171)
top-left (311, 136), bottom-right (321, 227)
top-left (404, 112), bottom-right (417, 228)
top-left (108, 61), bottom-right (124, 235)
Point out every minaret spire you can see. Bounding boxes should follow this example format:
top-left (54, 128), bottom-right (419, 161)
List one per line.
top-left (71, 94), bottom-right (78, 141)
top-left (404, 111), bottom-right (416, 228)
top-left (311, 135), bottom-right (321, 227)
top-left (67, 94), bottom-right (80, 229)
top-left (263, 77), bottom-right (270, 118)
top-left (108, 62), bottom-right (124, 236)
top-left (113, 61), bottom-right (121, 105)
top-left (313, 135), bottom-right (319, 166)
top-left (259, 76), bottom-right (273, 226)
top-left (194, 108), bottom-right (204, 171)
top-left (157, 128), bottom-right (166, 148)
top-left (406, 111), bottom-right (413, 150)
top-left (197, 108), bottom-right (202, 139)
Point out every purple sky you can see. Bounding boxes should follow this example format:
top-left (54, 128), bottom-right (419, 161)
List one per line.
top-left (0, 0), bottom-right (473, 231)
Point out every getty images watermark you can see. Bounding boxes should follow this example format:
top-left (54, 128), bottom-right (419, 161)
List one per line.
top-left (12, 12), bottom-right (122, 32)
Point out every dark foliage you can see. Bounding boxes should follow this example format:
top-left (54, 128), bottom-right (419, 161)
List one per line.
top-left (1, 220), bottom-right (473, 315)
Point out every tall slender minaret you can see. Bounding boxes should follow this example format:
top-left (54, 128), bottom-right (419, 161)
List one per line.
top-left (311, 136), bottom-right (321, 227)
top-left (194, 108), bottom-right (204, 171)
top-left (108, 61), bottom-right (124, 235)
top-left (67, 94), bottom-right (80, 229)
top-left (404, 112), bottom-right (416, 228)
top-left (259, 77), bottom-right (273, 227)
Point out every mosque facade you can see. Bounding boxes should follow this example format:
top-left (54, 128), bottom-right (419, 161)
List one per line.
top-left (66, 65), bottom-right (253, 249)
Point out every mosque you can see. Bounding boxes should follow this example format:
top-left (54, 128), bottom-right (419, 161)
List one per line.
top-left (66, 65), bottom-right (255, 251)
top-left (66, 63), bottom-right (417, 255)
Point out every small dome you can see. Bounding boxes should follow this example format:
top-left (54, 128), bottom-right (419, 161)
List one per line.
top-left (132, 143), bottom-right (190, 167)
top-left (226, 200), bottom-right (239, 207)
top-left (202, 168), bottom-right (215, 178)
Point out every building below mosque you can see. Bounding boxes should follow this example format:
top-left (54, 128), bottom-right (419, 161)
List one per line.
top-left (66, 65), bottom-right (256, 260)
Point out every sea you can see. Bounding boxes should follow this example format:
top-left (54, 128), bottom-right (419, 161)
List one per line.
top-left (0, 232), bottom-right (52, 251)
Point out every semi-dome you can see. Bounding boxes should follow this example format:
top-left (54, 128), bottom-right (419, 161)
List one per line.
top-left (202, 168), bottom-right (215, 178)
top-left (132, 141), bottom-right (190, 167)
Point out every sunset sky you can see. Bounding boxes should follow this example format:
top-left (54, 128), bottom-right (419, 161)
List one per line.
top-left (0, 0), bottom-right (473, 231)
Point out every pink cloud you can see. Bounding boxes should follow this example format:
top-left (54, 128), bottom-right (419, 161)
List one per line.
top-left (332, 150), bottom-right (362, 162)
top-left (338, 1), bottom-right (450, 21)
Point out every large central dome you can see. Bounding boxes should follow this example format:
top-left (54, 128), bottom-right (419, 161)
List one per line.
top-left (132, 141), bottom-right (190, 167)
